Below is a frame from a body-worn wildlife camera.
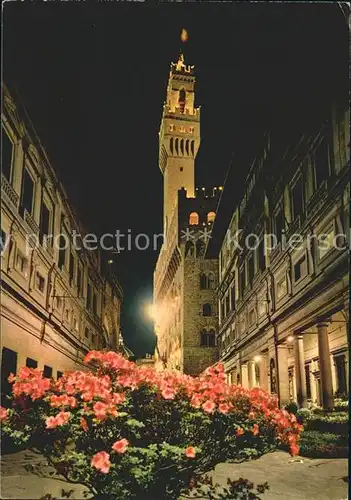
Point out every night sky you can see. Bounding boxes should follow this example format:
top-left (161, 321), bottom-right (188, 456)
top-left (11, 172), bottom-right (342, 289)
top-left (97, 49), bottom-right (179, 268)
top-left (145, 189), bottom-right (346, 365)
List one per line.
top-left (3, 2), bottom-right (347, 356)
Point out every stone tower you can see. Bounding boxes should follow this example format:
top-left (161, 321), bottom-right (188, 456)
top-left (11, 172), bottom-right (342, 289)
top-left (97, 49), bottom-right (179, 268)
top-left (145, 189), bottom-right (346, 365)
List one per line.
top-left (158, 54), bottom-right (200, 236)
top-left (154, 50), bottom-right (219, 376)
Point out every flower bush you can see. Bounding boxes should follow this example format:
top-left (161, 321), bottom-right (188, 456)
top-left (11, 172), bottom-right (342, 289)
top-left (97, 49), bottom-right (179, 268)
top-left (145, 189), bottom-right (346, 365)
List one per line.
top-left (1, 351), bottom-right (302, 499)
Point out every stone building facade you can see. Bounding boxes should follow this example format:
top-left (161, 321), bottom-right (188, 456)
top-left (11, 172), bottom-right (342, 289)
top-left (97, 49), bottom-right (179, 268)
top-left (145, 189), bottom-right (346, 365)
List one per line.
top-left (217, 105), bottom-right (349, 409)
top-left (153, 54), bottom-right (219, 375)
top-left (1, 84), bottom-right (123, 403)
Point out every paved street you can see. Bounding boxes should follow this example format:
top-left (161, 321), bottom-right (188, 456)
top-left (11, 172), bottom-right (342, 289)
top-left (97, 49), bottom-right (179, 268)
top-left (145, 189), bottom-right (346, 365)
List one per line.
top-left (1, 450), bottom-right (348, 499)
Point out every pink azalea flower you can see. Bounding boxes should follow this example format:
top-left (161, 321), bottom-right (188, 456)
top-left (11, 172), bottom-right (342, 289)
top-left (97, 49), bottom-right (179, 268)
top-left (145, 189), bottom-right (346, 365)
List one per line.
top-left (0, 406), bottom-right (8, 421)
top-left (91, 451), bottom-right (111, 473)
top-left (252, 423), bottom-right (259, 436)
top-left (162, 387), bottom-right (176, 400)
top-left (202, 400), bottom-right (216, 413)
top-left (185, 446), bottom-right (196, 458)
top-left (112, 438), bottom-right (129, 454)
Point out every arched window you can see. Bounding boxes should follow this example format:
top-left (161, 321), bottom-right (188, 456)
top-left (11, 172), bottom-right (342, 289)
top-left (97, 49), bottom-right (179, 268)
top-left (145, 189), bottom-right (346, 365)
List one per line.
top-left (170, 137), bottom-right (174, 154)
top-left (196, 240), bottom-right (205, 257)
top-left (189, 212), bottom-right (199, 225)
top-left (203, 303), bottom-right (212, 316)
top-left (178, 88), bottom-right (186, 113)
top-left (175, 138), bottom-right (179, 155)
top-left (207, 211), bottom-right (216, 223)
top-left (191, 140), bottom-right (195, 156)
top-left (180, 138), bottom-right (184, 155)
top-left (185, 139), bottom-right (189, 155)
top-left (201, 329), bottom-right (216, 347)
top-left (185, 241), bottom-right (194, 257)
top-left (200, 273), bottom-right (207, 289)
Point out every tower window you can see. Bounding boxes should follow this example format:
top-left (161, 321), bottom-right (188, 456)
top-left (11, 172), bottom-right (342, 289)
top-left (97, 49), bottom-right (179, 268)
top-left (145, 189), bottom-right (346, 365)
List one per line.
top-left (203, 303), bottom-right (212, 316)
top-left (189, 212), bottom-right (199, 225)
top-left (201, 330), bottom-right (216, 347)
top-left (180, 138), bottom-right (184, 155)
top-left (178, 88), bottom-right (186, 113)
top-left (207, 211), bottom-right (216, 223)
top-left (191, 140), bottom-right (195, 156)
top-left (170, 138), bottom-right (174, 154)
top-left (175, 138), bottom-right (179, 155)
top-left (180, 167), bottom-right (183, 172)
top-left (185, 140), bottom-right (189, 155)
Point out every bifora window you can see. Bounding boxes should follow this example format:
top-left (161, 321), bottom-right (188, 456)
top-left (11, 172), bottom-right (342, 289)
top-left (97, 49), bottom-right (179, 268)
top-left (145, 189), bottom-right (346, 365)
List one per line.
top-left (200, 330), bottom-right (216, 347)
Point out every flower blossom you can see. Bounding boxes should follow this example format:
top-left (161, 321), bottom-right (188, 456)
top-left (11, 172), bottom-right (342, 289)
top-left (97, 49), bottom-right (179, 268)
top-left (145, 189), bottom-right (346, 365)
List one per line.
top-left (202, 400), bottom-right (216, 413)
top-left (0, 406), bottom-right (8, 421)
top-left (91, 451), bottom-right (111, 473)
top-left (112, 438), bottom-right (129, 454)
top-left (252, 423), bottom-right (259, 436)
top-left (185, 446), bottom-right (196, 458)
top-left (45, 411), bottom-right (71, 429)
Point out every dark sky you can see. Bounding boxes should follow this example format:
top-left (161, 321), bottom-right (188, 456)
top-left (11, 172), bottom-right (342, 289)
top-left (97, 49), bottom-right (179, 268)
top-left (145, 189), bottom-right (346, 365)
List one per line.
top-left (3, 2), bottom-right (347, 356)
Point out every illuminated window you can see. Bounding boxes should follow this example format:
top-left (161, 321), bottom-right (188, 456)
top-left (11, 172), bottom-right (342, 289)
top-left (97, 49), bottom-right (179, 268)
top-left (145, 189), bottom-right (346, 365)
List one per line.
top-left (189, 212), bottom-right (199, 225)
top-left (169, 124), bottom-right (175, 132)
top-left (189, 127), bottom-right (194, 134)
top-left (207, 211), bottom-right (216, 223)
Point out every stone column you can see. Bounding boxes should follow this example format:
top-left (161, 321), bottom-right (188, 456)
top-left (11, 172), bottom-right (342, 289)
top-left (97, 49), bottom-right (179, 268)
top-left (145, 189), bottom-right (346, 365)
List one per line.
top-left (294, 335), bottom-right (308, 408)
top-left (260, 355), bottom-right (269, 391)
top-left (248, 360), bottom-right (256, 388)
top-left (330, 355), bottom-right (337, 394)
top-left (277, 345), bottom-right (290, 406)
top-left (310, 367), bottom-right (317, 405)
top-left (317, 322), bottom-right (334, 410)
top-left (240, 363), bottom-right (249, 389)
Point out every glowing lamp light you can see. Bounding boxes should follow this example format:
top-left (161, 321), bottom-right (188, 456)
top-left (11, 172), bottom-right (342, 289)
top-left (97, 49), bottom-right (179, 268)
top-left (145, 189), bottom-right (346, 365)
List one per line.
top-left (287, 335), bottom-right (294, 343)
top-left (254, 355), bottom-right (261, 362)
top-left (145, 304), bottom-right (156, 321)
top-left (108, 259), bottom-right (114, 264)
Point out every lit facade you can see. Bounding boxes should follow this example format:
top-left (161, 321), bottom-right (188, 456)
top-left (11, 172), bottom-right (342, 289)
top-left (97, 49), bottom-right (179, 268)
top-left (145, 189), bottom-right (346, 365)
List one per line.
top-left (154, 54), bottom-right (219, 375)
top-left (1, 85), bottom-right (123, 402)
top-left (217, 105), bottom-right (349, 409)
